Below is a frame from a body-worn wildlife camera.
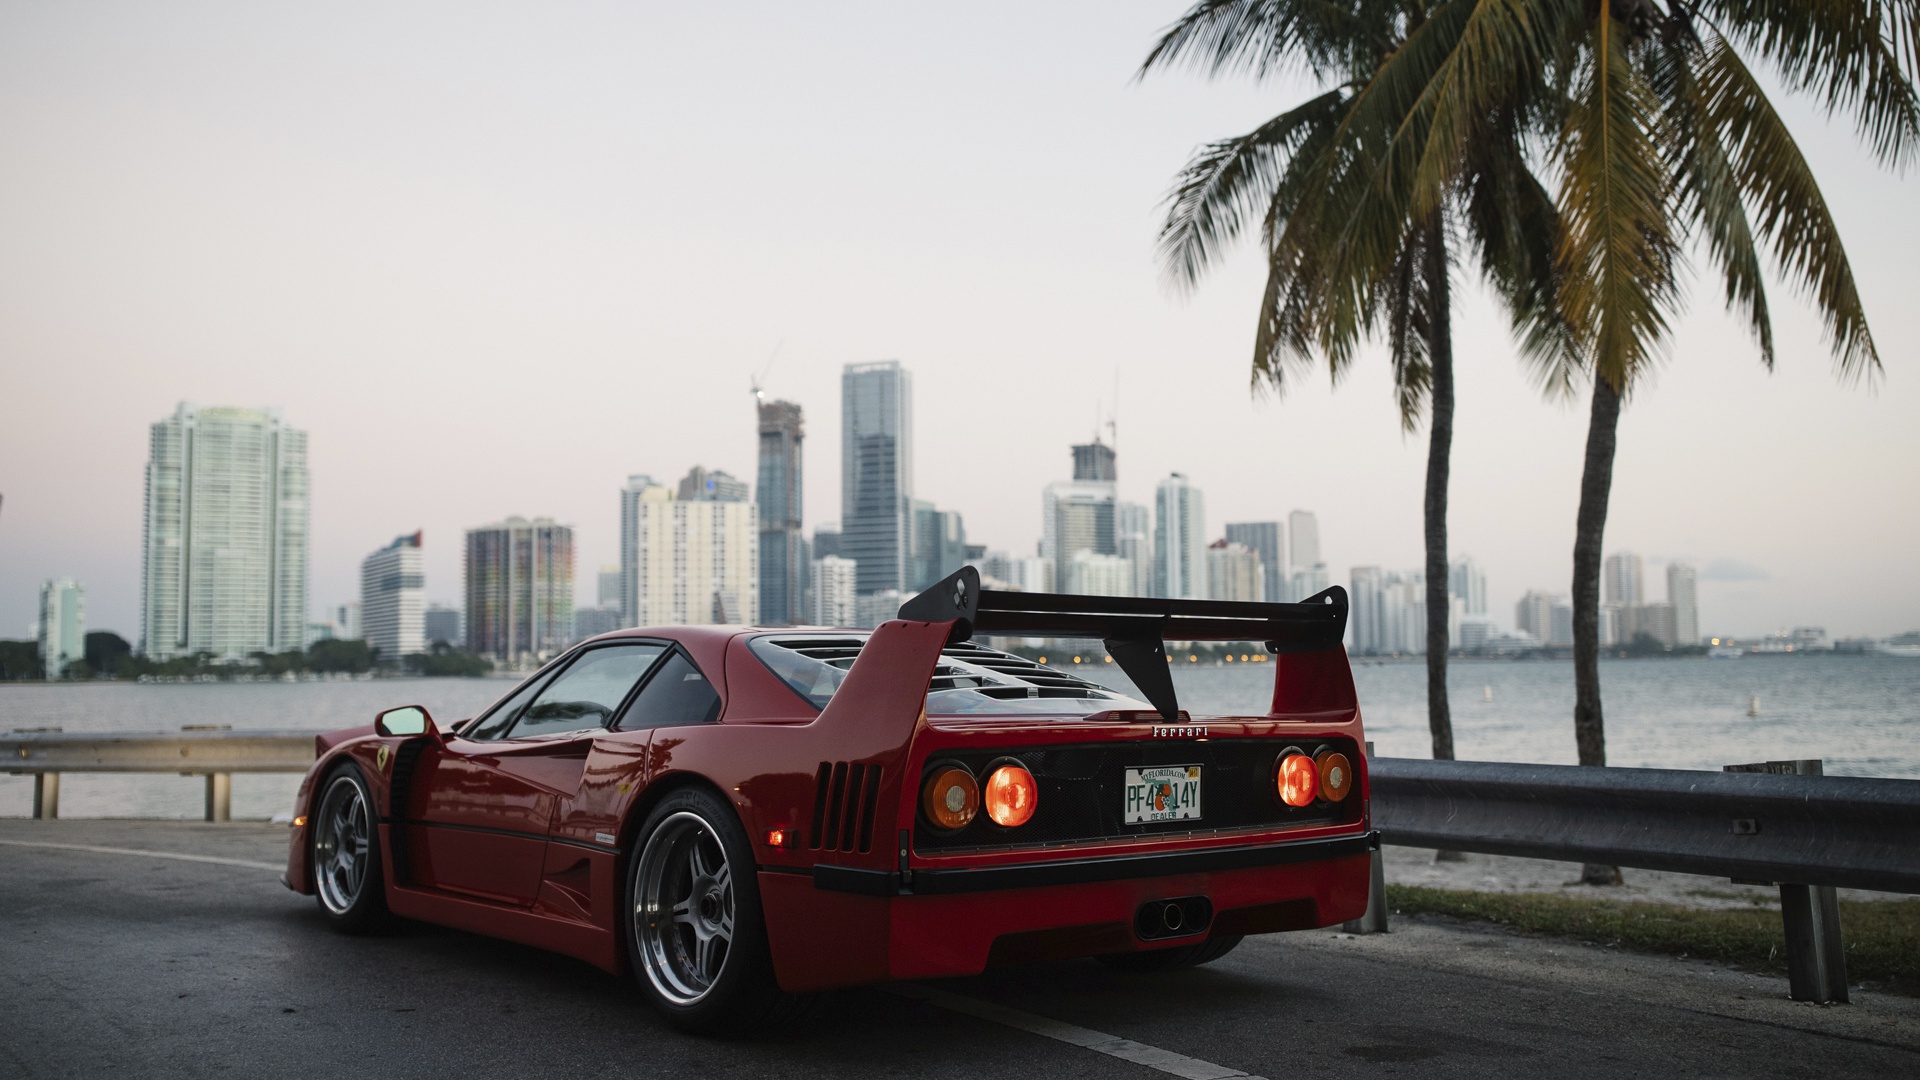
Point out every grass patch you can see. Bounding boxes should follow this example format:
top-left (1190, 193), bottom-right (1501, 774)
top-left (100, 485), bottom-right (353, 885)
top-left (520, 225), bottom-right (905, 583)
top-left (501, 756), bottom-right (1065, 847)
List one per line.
top-left (1386, 885), bottom-right (1920, 997)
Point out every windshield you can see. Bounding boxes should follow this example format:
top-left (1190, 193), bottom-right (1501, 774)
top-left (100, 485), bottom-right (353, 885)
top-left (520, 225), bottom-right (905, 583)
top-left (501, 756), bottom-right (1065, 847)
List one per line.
top-left (748, 634), bottom-right (1151, 715)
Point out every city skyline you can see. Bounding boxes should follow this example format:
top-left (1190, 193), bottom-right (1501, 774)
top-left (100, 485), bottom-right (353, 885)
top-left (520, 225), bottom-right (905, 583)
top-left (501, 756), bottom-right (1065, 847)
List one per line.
top-left (2, 4), bottom-right (1915, 641)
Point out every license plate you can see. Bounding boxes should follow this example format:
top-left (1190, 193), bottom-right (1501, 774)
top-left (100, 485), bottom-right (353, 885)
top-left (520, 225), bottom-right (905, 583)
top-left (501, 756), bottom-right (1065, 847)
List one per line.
top-left (1123, 765), bottom-right (1202, 824)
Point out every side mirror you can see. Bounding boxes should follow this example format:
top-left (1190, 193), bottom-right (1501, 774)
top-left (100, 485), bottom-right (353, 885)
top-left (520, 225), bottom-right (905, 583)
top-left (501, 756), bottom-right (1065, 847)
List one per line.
top-left (375, 705), bottom-right (437, 739)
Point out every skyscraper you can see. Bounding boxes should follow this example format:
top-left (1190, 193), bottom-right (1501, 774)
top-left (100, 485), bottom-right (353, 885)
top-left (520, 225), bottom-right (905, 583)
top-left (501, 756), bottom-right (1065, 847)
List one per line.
top-left (756, 398), bottom-right (806, 625)
top-left (141, 403), bottom-right (308, 659)
top-left (1349, 567), bottom-right (1424, 654)
top-left (465, 517), bottom-right (574, 665)
top-left (38, 578), bottom-right (84, 679)
top-left (842, 361), bottom-right (913, 596)
top-left (1286, 510), bottom-right (1328, 601)
top-left (1667, 562), bottom-right (1700, 646)
top-left (810, 555), bottom-right (858, 627)
top-left (1116, 501), bottom-right (1152, 597)
top-left (1067, 551), bottom-right (1131, 596)
top-left (1206, 540), bottom-right (1264, 604)
top-left (1224, 522), bottom-right (1284, 603)
top-left (1515, 590), bottom-right (1558, 645)
top-left (423, 603), bottom-right (462, 646)
top-left (1448, 556), bottom-right (1488, 616)
top-left (1071, 440), bottom-right (1117, 482)
top-left (621, 472), bottom-right (758, 627)
top-left (1604, 551), bottom-right (1645, 607)
top-left (597, 565), bottom-right (623, 607)
top-left (678, 466), bottom-right (751, 502)
top-left (1042, 481), bottom-right (1116, 588)
top-left (911, 501), bottom-right (967, 591)
top-left (360, 531), bottom-right (425, 662)
top-left (1288, 510), bottom-right (1321, 570)
top-left (1153, 474), bottom-right (1207, 599)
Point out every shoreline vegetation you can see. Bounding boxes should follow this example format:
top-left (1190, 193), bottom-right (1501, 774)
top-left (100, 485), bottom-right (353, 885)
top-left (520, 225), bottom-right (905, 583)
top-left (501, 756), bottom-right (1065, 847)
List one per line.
top-left (0, 634), bottom-right (495, 682)
top-left (1389, 884), bottom-right (1920, 998)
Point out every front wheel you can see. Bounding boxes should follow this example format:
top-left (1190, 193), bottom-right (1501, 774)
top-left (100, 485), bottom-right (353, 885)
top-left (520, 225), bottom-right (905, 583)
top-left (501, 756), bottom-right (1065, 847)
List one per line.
top-left (311, 764), bottom-right (390, 932)
top-left (626, 787), bottom-right (808, 1034)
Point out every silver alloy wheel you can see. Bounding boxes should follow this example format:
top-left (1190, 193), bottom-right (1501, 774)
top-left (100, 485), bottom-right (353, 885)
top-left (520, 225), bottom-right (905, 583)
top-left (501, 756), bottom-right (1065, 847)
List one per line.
top-left (634, 811), bottom-right (734, 1005)
top-left (313, 774), bottom-right (371, 915)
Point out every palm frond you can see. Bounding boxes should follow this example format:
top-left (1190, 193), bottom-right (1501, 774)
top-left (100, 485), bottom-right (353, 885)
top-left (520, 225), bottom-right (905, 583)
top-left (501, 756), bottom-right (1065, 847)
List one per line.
top-left (1698, 33), bottom-right (1882, 379)
top-left (1156, 91), bottom-right (1347, 291)
top-left (1553, 14), bottom-right (1679, 394)
top-left (1139, 0), bottom-right (1389, 83)
top-left (1692, 0), bottom-right (1920, 166)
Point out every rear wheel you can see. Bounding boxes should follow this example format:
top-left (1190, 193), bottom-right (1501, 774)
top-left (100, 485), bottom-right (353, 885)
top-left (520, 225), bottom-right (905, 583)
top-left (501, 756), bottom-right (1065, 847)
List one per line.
top-left (1096, 934), bottom-right (1243, 973)
top-left (626, 787), bottom-right (807, 1034)
top-left (311, 765), bottom-right (390, 932)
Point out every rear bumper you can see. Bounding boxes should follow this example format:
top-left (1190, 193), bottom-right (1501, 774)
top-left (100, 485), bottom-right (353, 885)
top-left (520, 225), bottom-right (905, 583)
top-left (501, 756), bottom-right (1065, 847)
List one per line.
top-left (814, 830), bottom-right (1377, 896)
top-left (760, 833), bottom-right (1375, 991)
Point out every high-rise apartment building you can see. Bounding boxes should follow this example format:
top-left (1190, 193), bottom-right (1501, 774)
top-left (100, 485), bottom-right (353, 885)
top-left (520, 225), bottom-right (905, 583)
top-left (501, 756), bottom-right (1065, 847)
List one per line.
top-left (38, 578), bottom-right (84, 679)
top-left (1207, 540), bottom-right (1265, 604)
top-left (1224, 522), bottom-right (1283, 603)
top-left (1515, 590), bottom-right (1560, 646)
top-left (465, 517), bottom-right (574, 665)
top-left (1116, 501), bottom-right (1152, 597)
top-left (1668, 562), bottom-right (1699, 646)
top-left (810, 555), bottom-right (858, 627)
top-left (597, 565), bottom-right (623, 607)
top-left (1604, 551), bottom-right (1645, 607)
top-left (1067, 551), bottom-right (1131, 596)
top-left (1285, 510), bottom-right (1327, 601)
top-left (842, 361), bottom-right (913, 596)
top-left (1043, 438), bottom-right (1120, 589)
top-left (1349, 567), bottom-right (1424, 654)
top-left (678, 466), bottom-right (751, 503)
top-left (141, 403), bottom-right (308, 659)
top-left (1153, 474), bottom-right (1207, 599)
top-left (620, 473), bottom-right (757, 628)
top-left (423, 603), bottom-right (462, 646)
top-left (1072, 440), bottom-right (1117, 482)
top-left (756, 398), bottom-right (806, 625)
top-left (330, 602), bottom-right (361, 640)
top-left (812, 525), bottom-right (841, 560)
top-left (1448, 556), bottom-right (1488, 616)
top-left (911, 501), bottom-right (967, 591)
top-left (360, 531), bottom-right (424, 662)
top-left (1288, 511), bottom-right (1321, 569)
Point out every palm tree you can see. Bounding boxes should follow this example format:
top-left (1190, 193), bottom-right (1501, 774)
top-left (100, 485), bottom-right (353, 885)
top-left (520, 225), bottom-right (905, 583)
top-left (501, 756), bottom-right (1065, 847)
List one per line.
top-left (1306, 0), bottom-right (1908, 879)
top-left (1142, 0), bottom-right (1568, 764)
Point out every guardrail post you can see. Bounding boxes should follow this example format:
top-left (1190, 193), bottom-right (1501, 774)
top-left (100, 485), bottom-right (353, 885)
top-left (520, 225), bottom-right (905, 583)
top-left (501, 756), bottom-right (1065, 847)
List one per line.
top-left (1726, 759), bottom-right (1848, 1004)
top-left (1344, 742), bottom-right (1388, 934)
top-left (205, 773), bottom-right (231, 823)
top-left (33, 773), bottom-right (59, 819)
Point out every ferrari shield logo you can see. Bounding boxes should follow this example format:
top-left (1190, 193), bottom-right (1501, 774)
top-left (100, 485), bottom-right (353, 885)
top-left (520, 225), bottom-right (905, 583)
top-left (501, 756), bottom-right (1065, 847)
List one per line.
top-left (376, 745), bottom-right (391, 772)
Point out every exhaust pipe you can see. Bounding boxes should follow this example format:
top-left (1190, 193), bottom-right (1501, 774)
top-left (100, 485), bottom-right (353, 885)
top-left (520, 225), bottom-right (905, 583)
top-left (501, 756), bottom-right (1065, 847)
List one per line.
top-left (1135, 896), bottom-right (1212, 940)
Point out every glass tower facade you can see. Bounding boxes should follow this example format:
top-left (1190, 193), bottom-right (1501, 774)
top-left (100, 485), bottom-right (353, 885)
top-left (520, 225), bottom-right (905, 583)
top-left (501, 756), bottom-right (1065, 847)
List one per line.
top-left (841, 361), bottom-right (913, 597)
top-left (757, 399), bottom-right (806, 624)
top-left (141, 403), bottom-right (309, 659)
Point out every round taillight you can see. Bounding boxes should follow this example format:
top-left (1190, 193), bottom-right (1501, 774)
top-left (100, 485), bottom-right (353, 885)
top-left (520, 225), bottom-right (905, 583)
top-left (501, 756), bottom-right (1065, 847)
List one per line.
top-left (1278, 753), bottom-right (1319, 807)
top-left (983, 763), bottom-right (1038, 827)
top-left (1316, 751), bottom-right (1353, 802)
top-left (922, 766), bottom-right (979, 831)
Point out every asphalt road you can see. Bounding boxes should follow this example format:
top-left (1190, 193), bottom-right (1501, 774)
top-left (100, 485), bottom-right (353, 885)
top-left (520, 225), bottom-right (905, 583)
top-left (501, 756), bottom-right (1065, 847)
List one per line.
top-left (3, 819), bottom-right (1917, 1079)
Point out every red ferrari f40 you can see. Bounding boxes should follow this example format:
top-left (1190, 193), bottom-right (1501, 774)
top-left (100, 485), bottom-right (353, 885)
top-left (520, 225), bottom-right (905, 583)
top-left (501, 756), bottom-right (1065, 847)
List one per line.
top-left (285, 569), bottom-right (1374, 1032)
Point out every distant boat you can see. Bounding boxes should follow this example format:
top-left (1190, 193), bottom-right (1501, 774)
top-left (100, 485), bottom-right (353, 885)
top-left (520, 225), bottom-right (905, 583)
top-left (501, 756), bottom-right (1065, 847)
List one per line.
top-left (1709, 645), bottom-right (1744, 659)
top-left (1879, 644), bottom-right (1920, 659)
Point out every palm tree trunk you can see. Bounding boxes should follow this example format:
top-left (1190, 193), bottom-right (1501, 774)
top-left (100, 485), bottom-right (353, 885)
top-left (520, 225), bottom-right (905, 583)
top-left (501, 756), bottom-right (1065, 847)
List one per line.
top-left (1422, 217), bottom-right (1455, 764)
top-left (1573, 376), bottom-right (1622, 885)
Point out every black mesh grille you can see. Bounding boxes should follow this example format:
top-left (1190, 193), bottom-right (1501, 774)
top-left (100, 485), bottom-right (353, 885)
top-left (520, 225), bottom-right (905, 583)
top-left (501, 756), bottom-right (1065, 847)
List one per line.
top-left (914, 738), bottom-right (1362, 853)
top-left (810, 760), bottom-right (881, 853)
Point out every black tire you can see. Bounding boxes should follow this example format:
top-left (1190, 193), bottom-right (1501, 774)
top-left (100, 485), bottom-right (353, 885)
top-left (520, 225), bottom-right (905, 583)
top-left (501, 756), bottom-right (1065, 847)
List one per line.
top-left (310, 764), bottom-right (391, 933)
top-left (1096, 933), bottom-right (1243, 973)
top-left (624, 786), bottom-right (809, 1034)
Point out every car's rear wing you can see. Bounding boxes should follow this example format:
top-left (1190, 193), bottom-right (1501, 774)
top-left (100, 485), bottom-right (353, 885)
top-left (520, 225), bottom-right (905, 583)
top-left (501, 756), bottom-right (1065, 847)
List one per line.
top-left (897, 566), bottom-right (1350, 722)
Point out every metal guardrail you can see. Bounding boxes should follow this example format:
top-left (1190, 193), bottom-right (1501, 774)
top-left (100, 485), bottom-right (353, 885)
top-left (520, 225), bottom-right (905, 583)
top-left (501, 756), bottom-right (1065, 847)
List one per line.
top-left (1366, 755), bottom-right (1920, 1004)
top-left (4, 729), bottom-right (315, 822)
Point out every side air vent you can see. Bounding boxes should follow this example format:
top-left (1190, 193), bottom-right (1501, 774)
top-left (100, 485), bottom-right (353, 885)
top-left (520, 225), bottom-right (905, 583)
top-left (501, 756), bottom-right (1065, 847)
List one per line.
top-left (809, 761), bottom-right (881, 853)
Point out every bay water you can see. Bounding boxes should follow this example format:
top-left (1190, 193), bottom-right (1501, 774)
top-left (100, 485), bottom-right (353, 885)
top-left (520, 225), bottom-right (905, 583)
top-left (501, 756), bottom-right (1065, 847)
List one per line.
top-left (3, 654), bottom-right (1914, 820)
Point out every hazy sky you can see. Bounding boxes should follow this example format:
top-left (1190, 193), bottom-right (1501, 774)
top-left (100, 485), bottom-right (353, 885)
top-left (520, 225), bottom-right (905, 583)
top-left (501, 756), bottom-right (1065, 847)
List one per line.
top-left (3, 1), bottom-right (1916, 643)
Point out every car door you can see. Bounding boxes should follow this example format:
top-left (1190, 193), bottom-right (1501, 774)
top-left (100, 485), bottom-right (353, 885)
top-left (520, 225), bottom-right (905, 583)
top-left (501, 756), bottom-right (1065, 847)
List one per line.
top-left (406, 642), bottom-right (666, 905)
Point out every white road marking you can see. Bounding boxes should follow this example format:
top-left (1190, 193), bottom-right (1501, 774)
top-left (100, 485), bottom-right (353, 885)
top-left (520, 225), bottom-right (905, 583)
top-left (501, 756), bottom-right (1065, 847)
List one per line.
top-left (3, 837), bottom-right (1263, 1077)
top-left (893, 984), bottom-right (1269, 1080)
top-left (0, 838), bottom-right (284, 873)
